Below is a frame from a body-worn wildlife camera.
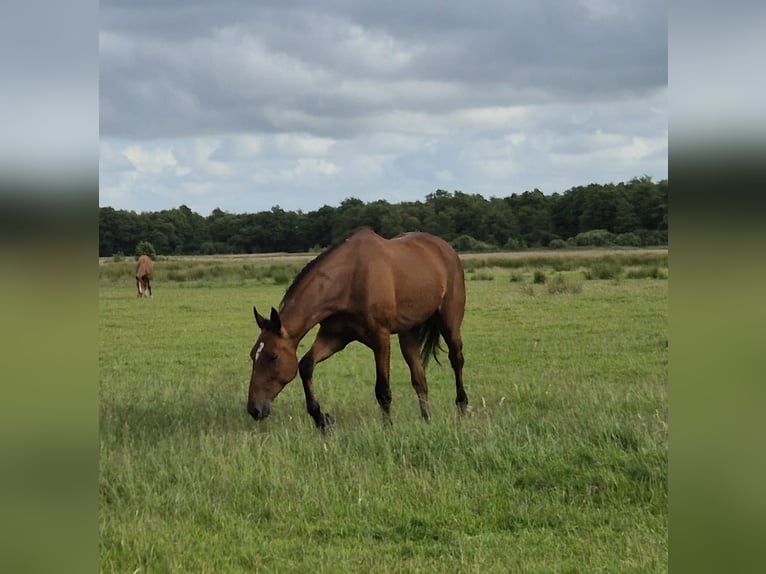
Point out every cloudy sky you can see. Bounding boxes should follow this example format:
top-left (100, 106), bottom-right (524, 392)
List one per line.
top-left (99, 0), bottom-right (667, 216)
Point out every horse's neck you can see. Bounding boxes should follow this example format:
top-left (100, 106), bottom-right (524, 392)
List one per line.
top-left (281, 262), bottom-right (351, 342)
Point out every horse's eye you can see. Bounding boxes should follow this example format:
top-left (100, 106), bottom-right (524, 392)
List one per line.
top-left (267, 353), bottom-right (278, 362)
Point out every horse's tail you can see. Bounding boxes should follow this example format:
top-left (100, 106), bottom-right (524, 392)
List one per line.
top-left (418, 314), bottom-right (443, 368)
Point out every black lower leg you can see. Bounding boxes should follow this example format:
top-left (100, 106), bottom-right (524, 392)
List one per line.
top-left (418, 395), bottom-right (431, 421)
top-left (375, 382), bottom-right (392, 424)
top-left (455, 390), bottom-right (468, 413)
top-left (450, 346), bottom-right (468, 414)
top-left (306, 399), bottom-right (324, 428)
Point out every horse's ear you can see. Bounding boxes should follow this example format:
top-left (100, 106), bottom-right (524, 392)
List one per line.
top-left (269, 307), bottom-right (282, 332)
top-left (254, 306), bottom-right (268, 330)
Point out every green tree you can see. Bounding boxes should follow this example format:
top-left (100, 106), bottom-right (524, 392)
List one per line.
top-left (302, 205), bottom-right (337, 250)
top-left (509, 189), bottom-right (553, 246)
top-left (628, 176), bottom-right (667, 231)
top-left (484, 197), bottom-right (519, 246)
top-left (98, 176), bottom-right (667, 256)
top-left (99, 207), bottom-right (144, 256)
top-left (452, 191), bottom-right (488, 241)
top-left (579, 185), bottom-right (620, 232)
top-left (422, 190), bottom-right (457, 240)
top-left (205, 208), bottom-right (241, 253)
top-left (332, 197), bottom-right (367, 242)
top-left (135, 240), bottom-right (156, 259)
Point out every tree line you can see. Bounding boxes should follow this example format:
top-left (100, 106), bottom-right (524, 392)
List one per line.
top-left (99, 176), bottom-right (667, 257)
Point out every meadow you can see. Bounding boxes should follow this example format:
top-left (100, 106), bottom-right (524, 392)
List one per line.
top-left (99, 250), bottom-right (668, 573)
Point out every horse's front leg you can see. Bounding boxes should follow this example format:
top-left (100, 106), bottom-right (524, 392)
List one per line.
top-left (299, 327), bottom-right (349, 430)
top-left (299, 353), bottom-right (332, 430)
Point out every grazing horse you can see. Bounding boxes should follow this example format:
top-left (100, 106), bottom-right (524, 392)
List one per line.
top-left (247, 227), bottom-right (468, 429)
top-left (135, 255), bottom-right (154, 297)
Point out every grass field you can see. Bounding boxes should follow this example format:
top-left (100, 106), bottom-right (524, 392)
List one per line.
top-left (99, 251), bottom-right (668, 573)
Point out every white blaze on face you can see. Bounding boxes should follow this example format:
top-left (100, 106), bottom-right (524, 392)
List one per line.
top-left (255, 342), bottom-right (265, 362)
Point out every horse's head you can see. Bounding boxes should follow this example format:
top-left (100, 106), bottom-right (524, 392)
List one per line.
top-left (247, 306), bottom-right (298, 421)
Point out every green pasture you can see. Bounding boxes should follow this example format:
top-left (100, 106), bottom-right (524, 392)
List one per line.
top-left (99, 251), bottom-right (668, 573)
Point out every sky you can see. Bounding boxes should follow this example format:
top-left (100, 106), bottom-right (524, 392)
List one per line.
top-left (99, 0), bottom-right (667, 216)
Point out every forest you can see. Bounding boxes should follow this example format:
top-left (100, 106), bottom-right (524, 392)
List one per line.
top-left (98, 176), bottom-right (667, 256)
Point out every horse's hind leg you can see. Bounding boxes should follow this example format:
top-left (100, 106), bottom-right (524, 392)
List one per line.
top-left (398, 329), bottom-right (430, 421)
top-left (369, 331), bottom-right (393, 425)
top-left (438, 317), bottom-right (468, 414)
top-left (146, 278), bottom-right (152, 297)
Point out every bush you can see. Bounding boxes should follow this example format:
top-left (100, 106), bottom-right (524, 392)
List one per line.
top-left (470, 270), bottom-right (494, 281)
top-left (267, 266), bottom-right (294, 285)
top-left (533, 270), bottom-right (547, 284)
top-left (503, 237), bottom-right (525, 251)
top-left (584, 259), bottom-right (622, 280)
top-left (625, 266), bottom-right (667, 279)
top-left (614, 232), bottom-right (642, 247)
top-left (548, 239), bottom-right (567, 250)
top-left (533, 231), bottom-right (561, 247)
top-left (451, 235), bottom-right (497, 252)
top-left (135, 241), bottom-right (157, 259)
top-left (509, 271), bottom-right (524, 283)
top-left (112, 251), bottom-right (124, 263)
top-left (547, 274), bottom-right (582, 294)
top-left (635, 229), bottom-right (668, 246)
top-left (572, 229), bottom-right (616, 247)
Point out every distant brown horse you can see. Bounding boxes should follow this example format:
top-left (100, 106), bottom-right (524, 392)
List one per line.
top-left (135, 255), bottom-right (154, 297)
top-left (247, 227), bottom-right (468, 429)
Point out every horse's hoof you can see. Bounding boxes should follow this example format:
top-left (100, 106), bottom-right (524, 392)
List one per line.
top-left (316, 412), bottom-right (335, 432)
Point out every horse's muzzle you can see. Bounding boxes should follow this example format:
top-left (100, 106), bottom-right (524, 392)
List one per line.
top-left (247, 400), bottom-right (271, 421)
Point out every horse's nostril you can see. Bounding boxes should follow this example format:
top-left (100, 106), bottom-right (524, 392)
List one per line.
top-left (247, 401), bottom-right (271, 420)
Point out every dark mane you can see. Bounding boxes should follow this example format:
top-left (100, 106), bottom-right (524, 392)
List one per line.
top-left (279, 227), bottom-right (371, 310)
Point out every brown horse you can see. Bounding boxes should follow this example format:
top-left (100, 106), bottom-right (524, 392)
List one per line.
top-left (247, 227), bottom-right (468, 429)
top-left (135, 255), bottom-right (154, 297)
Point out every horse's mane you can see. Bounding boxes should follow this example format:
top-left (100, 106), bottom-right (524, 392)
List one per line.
top-left (279, 227), bottom-right (371, 310)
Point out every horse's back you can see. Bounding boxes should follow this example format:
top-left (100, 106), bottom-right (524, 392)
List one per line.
top-left (344, 228), bottom-right (456, 259)
top-left (392, 231), bottom-right (462, 264)
top-left (136, 255), bottom-right (154, 278)
top-left (390, 231), bottom-right (463, 284)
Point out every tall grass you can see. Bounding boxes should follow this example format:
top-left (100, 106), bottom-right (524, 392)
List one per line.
top-left (100, 255), bottom-right (667, 572)
top-left (546, 274), bottom-right (583, 294)
top-left (101, 250), bottom-right (668, 287)
top-left (460, 250), bottom-right (667, 274)
top-left (583, 258), bottom-right (623, 280)
top-left (100, 259), bottom-right (308, 286)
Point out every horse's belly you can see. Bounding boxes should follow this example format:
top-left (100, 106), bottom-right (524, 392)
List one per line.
top-left (390, 292), bottom-right (442, 332)
top-left (365, 250), bottom-right (447, 333)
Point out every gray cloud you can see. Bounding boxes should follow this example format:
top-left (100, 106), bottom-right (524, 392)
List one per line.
top-left (99, 0), bottom-right (667, 214)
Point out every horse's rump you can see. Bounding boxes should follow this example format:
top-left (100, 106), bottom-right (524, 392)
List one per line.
top-left (136, 255), bottom-right (154, 279)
